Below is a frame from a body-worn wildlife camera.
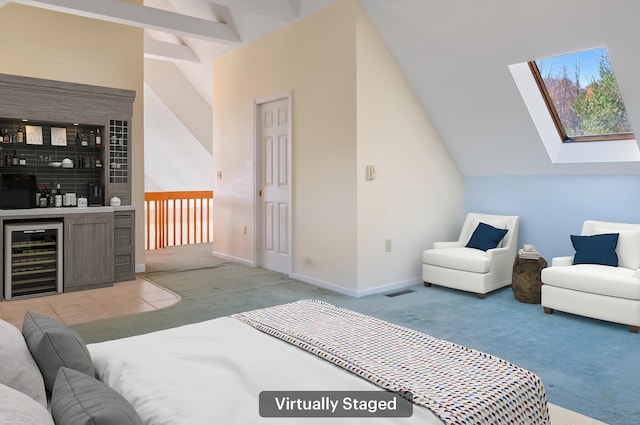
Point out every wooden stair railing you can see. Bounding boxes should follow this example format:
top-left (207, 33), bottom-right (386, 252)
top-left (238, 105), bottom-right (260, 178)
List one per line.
top-left (145, 191), bottom-right (213, 250)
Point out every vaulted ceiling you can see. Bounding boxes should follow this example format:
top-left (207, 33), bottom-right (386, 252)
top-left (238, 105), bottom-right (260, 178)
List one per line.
top-left (362, 0), bottom-right (640, 176)
top-left (7, 0), bottom-right (640, 176)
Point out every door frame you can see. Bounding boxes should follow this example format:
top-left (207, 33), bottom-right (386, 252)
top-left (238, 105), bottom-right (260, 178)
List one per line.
top-left (253, 92), bottom-right (293, 276)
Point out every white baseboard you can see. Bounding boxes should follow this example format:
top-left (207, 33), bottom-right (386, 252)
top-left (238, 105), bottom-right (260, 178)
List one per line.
top-left (355, 278), bottom-right (422, 297)
top-left (290, 273), bottom-right (359, 296)
top-left (211, 250), bottom-right (255, 267)
top-left (183, 250), bottom-right (421, 298)
top-left (291, 273), bottom-right (422, 298)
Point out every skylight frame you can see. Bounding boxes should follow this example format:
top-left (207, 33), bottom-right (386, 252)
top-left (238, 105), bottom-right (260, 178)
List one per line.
top-left (528, 50), bottom-right (635, 143)
top-left (508, 61), bottom-right (640, 164)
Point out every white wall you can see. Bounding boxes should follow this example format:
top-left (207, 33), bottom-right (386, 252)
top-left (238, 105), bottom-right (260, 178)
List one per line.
top-left (144, 58), bottom-right (213, 155)
top-left (213, 0), bottom-right (359, 291)
top-left (355, 2), bottom-right (463, 294)
top-left (212, 0), bottom-right (463, 295)
top-left (143, 83), bottom-right (214, 192)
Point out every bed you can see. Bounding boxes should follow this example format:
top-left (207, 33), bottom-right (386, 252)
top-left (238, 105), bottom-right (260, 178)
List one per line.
top-left (2, 299), bottom-right (550, 425)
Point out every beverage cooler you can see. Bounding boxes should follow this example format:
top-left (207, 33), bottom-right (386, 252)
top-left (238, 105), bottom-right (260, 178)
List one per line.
top-left (4, 221), bottom-right (63, 300)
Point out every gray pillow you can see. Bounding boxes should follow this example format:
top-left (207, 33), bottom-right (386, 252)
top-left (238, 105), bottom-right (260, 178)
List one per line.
top-left (22, 311), bottom-right (95, 392)
top-left (51, 367), bottom-right (143, 425)
top-left (0, 319), bottom-right (47, 406)
top-left (0, 382), bottom-right (54, 425)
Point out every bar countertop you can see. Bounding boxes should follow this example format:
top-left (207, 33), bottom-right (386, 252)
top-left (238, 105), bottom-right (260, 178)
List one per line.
top-left (0, 205), bottom-right (135, 218)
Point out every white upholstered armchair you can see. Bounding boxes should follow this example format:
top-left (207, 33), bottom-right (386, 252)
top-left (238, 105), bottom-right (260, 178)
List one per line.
top-left (422, 213), bottom-right (519, 298)
top-left (541, 220), bottom-right (640, 333)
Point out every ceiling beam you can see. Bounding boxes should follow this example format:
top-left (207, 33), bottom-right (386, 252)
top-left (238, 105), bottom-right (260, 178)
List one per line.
top-left (144, 39), bottom-right (200, 63)
top-left (5, 0), bottom-right (240, 43)
top-left (208, 0), bottom-right (298, 22)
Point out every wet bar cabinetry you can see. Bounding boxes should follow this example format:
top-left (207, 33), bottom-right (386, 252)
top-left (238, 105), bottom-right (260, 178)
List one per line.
top-left (0, 73), bottom-right (136, 299)
top-left (64, 213), bottom-right (114, 291)
top-left (114, 210), bottom-right (135, 282)
top-left (0, 207), bottom-right (136, 299)
top-left (0, 73), bottom-right (135, 205)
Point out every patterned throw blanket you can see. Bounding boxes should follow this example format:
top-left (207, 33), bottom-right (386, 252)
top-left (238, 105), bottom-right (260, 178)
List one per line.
top-left (232, 299), bottom-right (550, 425)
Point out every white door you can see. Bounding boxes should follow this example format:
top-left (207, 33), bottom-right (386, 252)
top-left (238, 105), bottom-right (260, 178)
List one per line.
top-left (258, 97), bottom-right (291, 274)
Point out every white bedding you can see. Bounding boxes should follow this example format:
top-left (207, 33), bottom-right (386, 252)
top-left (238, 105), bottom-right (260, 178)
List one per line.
top-left (88, 317), bottom-right (443, 425)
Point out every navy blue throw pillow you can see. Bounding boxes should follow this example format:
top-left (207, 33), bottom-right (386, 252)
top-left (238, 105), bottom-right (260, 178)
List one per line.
top-left (571, 233), bottom-right (619, 267)
top-left (465, 222), bottom-right (508, 251)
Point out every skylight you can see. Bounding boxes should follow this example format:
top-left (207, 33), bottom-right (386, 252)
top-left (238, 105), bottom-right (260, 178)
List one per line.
top-left (529, 47), bottom-right (634, 143)
top-left (509, 48), bottom-right (640, 164)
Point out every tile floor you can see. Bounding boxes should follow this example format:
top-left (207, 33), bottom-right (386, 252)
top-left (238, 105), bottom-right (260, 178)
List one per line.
top-left (0, 276), bottom-right (180, 329)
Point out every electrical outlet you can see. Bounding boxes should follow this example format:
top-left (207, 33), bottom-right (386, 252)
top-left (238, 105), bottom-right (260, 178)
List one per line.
top-left (385, 239), bottom-right (392, 252)
top-left (242, 225), bottom-right (247, 235)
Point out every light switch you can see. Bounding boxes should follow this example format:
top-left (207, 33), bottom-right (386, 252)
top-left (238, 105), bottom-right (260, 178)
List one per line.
top-left (365, 165), bottom-right (376, 181)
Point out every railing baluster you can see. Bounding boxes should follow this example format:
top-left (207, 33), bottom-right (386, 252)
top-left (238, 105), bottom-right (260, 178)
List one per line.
top-left (155, 199), bottom-right (161, 249)
top-left (187, 199), bottom-right (191, 245)
top-left (144, 191), bottom-right (214, 250)
top-left (179, 198), bottom-right (184, 246)
top-left (146, 198), bottom-right (151, 251)
top-left (172, 198), bottom-right (176, 246)
top-left (199, 198), bottom-right (204, 243)
top-left (161, 199), bottom-right (167, 248)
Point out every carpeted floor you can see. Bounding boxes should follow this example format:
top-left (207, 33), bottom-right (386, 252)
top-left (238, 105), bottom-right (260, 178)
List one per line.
top-left (72, 244), bottom-right (639, 425)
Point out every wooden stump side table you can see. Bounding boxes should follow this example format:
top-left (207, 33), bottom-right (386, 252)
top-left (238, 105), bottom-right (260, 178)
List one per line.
top-left (511, 256), bottom-right (548, 304)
